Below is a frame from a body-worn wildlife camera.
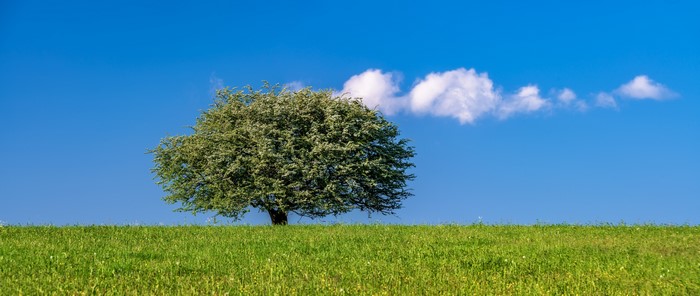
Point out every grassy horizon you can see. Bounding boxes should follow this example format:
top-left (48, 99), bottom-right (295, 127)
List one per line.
top-left (1, 225), bottom-right (698, 294)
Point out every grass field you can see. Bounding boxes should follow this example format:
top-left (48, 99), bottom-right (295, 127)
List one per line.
top-left (1, 224), bottom-right (698, 295)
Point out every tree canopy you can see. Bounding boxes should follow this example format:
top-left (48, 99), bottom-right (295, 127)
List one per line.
top-left (150, 85), bottom-right (415, 225)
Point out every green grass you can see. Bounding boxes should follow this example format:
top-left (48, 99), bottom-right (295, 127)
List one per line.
top-left (1, 225), bottom-right (698, 295)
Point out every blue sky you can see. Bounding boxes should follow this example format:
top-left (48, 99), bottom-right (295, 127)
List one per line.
top-left (1, 0), bottom-right (698, 225)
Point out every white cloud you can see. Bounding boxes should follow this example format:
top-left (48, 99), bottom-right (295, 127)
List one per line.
top-left (284, 81), bottom-right (305, 91)
top-left (557, 88), bottom-right (577, 103)
top-left (574, 100), bottom-right (589, 112)
top-left (337, 69), bottom-right (404, 115)
top-left (334, 69), bottom-right (676, 124)
top-left (497, 85), bottom-right (550, 119)
top-left (595, 92), bottom-right (617, 109)
top-left (553, 88), bottom-right (588, 112)
top-left (409, 68), bottom-right (500, 124)
top-left (616, 75), bottom-right (676, 100)
top-left (209, 73), bottom-right (224, 95)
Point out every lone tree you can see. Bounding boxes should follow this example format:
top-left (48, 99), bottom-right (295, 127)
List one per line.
top-left (150, 85), bottom-right (415, 225)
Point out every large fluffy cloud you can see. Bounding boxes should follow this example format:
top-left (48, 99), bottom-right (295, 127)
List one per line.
top-left (616, 75), bottom-right (676, 100)
top-left (409, 68), bottom-right (500, 124)
top-left (337, 69), bottom-right (404, 115)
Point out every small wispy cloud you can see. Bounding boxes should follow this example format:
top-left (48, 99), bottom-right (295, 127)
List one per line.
top-left (573, 100), bottom-right (589, 112)
top-left (209, 73), bottom-right (224, 95)
top-left (284, 81), bottom-right (306, 91)
top-left (497, 85), bottom-right (550, 120)
top-left (615, 75), bottom-right (677, 100)
top-left (557, 88), bottom-right (577, 103)
top-left (595, 92), bottom-right (618, 109)
top-left (553, 88), bottom-right (588, 112)
top-left (334, 69), bottom-right (677, 124)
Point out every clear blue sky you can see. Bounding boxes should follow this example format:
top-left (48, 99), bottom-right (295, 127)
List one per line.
top-left (1, 0), bottom-right (698, 225)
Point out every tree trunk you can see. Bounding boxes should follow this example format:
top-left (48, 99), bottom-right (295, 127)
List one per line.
top-left (267, 209), bottom-right (288, 225)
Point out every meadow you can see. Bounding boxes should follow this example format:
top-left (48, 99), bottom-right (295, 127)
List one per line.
top-left (1, 224), bottom-right (698, 295)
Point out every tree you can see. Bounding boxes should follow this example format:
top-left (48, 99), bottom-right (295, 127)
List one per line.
top-left (150, 84), bottom-right (415, 225)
